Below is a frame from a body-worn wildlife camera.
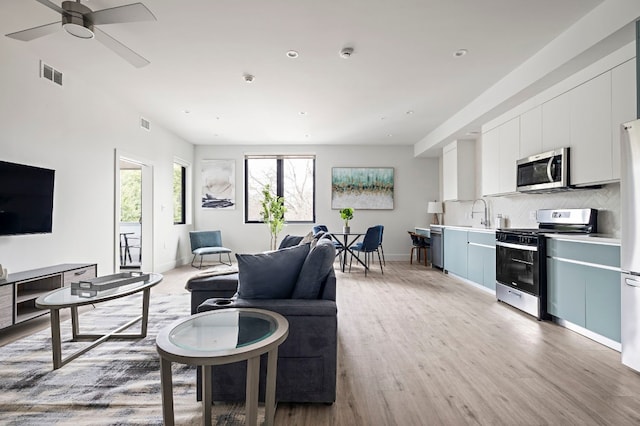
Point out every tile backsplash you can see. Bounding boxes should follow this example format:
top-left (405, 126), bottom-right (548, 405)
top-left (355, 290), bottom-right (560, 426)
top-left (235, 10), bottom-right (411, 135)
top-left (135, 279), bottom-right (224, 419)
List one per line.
top-left (443, 183), bottom-right (620, 237)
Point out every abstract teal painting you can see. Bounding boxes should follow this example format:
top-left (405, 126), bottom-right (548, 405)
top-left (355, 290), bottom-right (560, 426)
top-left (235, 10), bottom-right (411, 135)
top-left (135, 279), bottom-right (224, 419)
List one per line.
top-left (331, 167), bottom-right (394, 210)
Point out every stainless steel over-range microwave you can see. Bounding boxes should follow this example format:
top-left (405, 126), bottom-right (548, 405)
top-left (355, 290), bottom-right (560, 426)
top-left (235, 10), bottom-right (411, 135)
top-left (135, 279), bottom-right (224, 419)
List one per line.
top-left (516, 147), bottom-right (569, 193)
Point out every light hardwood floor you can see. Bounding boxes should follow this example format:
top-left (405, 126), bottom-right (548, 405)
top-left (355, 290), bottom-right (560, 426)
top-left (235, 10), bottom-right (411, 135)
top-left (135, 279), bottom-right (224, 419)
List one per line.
top-left (3, 261), bottom-right (640, 425)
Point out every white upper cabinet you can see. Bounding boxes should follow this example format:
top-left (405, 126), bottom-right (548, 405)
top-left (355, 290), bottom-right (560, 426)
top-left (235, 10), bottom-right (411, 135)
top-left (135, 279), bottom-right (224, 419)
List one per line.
top-left (499, 117), bottom-right (520, 193)
top-left (542, 92), bottom-right (571, 152)
top-left (481, 128), bottom-right (500, 196)
top-left (519, 106), bottom-right (543, 158)
top-left (612, 59), bottom-right (637, 180)
top-left (570, 72), bottom-right (612, 186)
top-left (443, 140), bottom-right (476, 201)
top-left (481, 117), bottom-right (519, 196)
top-left (481, 57), bottom-right (634, 191)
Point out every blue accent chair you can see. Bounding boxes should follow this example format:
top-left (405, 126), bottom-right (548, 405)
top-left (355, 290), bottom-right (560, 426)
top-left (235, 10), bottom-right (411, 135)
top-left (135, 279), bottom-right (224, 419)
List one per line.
top-left (189, 230), bottom-right (232, 268)
top-left (349, 225), bottom-right (384, 276)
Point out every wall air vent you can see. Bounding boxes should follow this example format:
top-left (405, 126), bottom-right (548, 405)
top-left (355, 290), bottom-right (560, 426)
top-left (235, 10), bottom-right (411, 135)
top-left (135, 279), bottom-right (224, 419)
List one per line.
top-left (140, 117), bottom-right (151, 131)
top-left (40, 61), bottom-right (62, 87)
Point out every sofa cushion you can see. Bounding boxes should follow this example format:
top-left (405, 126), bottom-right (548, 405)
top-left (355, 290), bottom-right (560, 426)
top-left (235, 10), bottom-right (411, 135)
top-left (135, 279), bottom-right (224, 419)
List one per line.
top-left (292, 238), bottom-right (336, 299)
top-left (236, 244), bottom-right (310, 299)
top-left (278, 234), bottom-right (304, 249)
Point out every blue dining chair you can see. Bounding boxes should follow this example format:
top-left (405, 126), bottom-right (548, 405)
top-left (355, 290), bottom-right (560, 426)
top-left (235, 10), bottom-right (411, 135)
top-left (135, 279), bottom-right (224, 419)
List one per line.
top-left (375, 224), bottom-right (385, 266)
top-left (312, 225), bottom-right (329, 235)
top-left (349, 225), bottom-right (384, 276)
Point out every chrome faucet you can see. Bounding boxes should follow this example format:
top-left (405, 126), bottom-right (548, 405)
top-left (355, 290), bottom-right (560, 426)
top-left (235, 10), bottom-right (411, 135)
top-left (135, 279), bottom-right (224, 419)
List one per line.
top-left (471, 198), bottom-right (489, 228)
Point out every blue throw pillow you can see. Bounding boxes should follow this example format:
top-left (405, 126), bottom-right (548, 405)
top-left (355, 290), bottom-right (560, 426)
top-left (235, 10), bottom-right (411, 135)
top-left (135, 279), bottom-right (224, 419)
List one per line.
top-left (236, 244), bottom-right (310, 299)
top-left (292, 238), bottom-right (336, 299)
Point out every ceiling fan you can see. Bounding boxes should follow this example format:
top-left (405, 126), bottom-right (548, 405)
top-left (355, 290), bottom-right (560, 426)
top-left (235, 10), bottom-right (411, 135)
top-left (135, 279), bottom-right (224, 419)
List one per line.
top-left (5, 0), bottom-right (157, 68)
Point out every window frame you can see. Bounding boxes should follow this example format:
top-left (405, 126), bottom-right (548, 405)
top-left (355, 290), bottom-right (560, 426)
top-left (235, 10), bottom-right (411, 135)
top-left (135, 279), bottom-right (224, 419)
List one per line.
top-left (244, 155), bottom-right (316, 224)
top-left (173, 160), bottom-right (187, 225)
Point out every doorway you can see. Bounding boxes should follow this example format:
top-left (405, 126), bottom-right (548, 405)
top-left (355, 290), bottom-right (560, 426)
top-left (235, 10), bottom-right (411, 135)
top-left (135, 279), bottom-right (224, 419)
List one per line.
top-left (115, 152), bottom-right (153, 273)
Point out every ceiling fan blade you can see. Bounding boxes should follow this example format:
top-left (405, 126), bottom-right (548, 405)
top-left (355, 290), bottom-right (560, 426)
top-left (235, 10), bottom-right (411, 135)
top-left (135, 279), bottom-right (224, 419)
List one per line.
top-left (93, 27), bottom-right (150, 68)
top-left (5, 21), bottom-right (60, 41)
top-left (35, 0), bottom-right (66, 15)
top-left (88, 3), bottom-right (156, 25)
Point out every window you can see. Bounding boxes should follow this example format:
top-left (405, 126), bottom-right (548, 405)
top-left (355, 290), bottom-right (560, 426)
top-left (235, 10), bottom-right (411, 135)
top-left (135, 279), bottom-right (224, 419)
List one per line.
top-left (120, 168), bottom-right (141, 222)
top-left (245, 155), bottom-right (315, 223)
top-left (173, 162), bottom-right (186, 224)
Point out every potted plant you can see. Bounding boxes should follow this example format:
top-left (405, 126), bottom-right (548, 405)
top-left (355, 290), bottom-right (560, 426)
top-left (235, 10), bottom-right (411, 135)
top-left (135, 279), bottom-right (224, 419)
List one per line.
top-left (260, 184), bottom-right (287, 250)
top-left (339, 207), bottom-right (354, 233)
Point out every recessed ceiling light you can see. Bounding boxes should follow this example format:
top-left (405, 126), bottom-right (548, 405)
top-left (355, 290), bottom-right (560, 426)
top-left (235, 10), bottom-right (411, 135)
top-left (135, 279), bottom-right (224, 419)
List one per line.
top-left (243, 74), bottom-right (255, 83)
top-left (286, 50), bottom-right (299, 59)
top-left (305, 134), bottom-right (310, 138)
top-left (299, 111), bottom-right (307, 116)
top-left (380, 117), bottom-right (386, 120)
top-left (453, 49), bottom-right (468, 58)
top-left (406, 110), bottom-right (414, 115)
top-left (183, 109), bottom-right (191, 114)
top-left (388, 134), bottom-right (393, 137)
top-left (340, 47), bottom-right (354, 58)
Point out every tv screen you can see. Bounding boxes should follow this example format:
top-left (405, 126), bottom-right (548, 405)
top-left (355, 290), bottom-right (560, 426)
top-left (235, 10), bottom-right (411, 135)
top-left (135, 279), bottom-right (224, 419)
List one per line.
top-left (0, 160), bottom-right (55, 236)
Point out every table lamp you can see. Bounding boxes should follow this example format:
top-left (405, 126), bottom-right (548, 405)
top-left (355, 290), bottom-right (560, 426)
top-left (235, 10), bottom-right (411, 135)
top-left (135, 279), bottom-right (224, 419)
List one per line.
top-left (427, 201), bottom-right (443, 225)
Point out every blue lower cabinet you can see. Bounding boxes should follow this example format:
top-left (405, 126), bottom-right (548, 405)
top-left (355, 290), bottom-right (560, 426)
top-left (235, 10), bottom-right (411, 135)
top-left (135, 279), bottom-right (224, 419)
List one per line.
top-left (483, 247), bottom-right (496, 291)
top-left (467, 243), bottom-right (496, 290)
top-left (547, 254), bottom-right (620, 343)
top-left (467, 244), bottom-right (484, 284)
top-left (585, 268), bottom-right (621, 342)
top-left (444, 229), bottom-right (468, 278)
top-left (547, 259), bottom-right (586, 327)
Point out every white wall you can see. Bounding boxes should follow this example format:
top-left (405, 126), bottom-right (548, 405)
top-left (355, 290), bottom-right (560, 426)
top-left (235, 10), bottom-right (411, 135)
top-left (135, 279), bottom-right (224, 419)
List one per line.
top-left (444, 184), bottom-right (620, 236)
top-left (194, 145), bottom-right (439, 260)
top-left (0, 41), bottom-right (194, 276)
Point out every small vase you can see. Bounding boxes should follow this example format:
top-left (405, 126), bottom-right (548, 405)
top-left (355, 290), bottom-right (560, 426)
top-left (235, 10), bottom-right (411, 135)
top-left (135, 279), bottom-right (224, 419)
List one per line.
top-left (343, 226), bottom-right (350, 234)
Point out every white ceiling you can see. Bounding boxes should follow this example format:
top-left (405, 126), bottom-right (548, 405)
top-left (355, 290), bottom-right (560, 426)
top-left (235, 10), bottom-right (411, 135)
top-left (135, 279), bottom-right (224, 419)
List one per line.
top-left (1, 0), bottom-right (604, 148)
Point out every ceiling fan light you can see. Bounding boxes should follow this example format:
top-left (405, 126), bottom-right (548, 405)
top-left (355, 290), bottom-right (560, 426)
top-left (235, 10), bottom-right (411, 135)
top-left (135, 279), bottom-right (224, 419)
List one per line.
top-left (63, 22), bottom-right (94, 39)
top-left (61, 4), bottom-right (95, 40)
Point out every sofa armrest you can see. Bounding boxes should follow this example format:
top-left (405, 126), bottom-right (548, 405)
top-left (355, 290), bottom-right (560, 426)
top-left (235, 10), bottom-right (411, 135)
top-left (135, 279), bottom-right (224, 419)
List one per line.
top-left (185, 273), bottom-right (239, 314)
top-left (198, 297), bottom-right (337, 317)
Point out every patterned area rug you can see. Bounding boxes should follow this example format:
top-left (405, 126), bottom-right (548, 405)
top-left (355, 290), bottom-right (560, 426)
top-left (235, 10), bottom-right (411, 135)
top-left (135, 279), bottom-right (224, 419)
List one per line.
top-left (0, 292), bottom-right (264, 425)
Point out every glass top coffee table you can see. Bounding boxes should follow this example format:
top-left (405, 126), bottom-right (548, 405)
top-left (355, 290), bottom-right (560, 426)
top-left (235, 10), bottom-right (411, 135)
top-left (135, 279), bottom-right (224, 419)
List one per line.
top-left (156, 308), bottom-right (289, 426)
top-left (35, 272), bottom-right (163, 369)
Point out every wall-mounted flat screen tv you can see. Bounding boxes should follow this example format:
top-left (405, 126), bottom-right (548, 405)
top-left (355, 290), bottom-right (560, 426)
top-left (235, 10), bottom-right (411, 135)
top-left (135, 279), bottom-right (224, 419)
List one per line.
top-left (0, 160), bottom-right (55, 236)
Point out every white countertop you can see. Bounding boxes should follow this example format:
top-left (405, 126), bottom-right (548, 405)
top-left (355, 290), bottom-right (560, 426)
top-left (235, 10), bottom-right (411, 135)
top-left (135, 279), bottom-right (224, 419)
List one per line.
top-left (543, 233), bottom-right (620, 246)
top-left (432, 225), bottom-right (496, 234)
top-left (424, 225), bottom-right (619, 245)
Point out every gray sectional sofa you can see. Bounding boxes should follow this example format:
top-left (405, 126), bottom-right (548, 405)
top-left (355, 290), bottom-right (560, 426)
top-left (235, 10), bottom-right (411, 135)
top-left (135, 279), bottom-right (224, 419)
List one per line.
top-left (184, 234), bottom-right (337, 404)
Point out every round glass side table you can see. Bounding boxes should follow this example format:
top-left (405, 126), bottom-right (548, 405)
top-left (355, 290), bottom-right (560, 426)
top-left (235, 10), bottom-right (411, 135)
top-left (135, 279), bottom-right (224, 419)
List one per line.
top-left (156, 308), bottom-right (289, 426)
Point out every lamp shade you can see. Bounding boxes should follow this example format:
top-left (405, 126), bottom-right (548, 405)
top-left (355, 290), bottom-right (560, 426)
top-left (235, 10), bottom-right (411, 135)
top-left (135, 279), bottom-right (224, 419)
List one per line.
top-left (427, 201), bottom-right (443, 214)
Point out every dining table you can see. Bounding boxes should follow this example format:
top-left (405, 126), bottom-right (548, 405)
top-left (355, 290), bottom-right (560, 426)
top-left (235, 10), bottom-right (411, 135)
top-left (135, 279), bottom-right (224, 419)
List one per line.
top-left (328, 232), bottom-right (367, 273)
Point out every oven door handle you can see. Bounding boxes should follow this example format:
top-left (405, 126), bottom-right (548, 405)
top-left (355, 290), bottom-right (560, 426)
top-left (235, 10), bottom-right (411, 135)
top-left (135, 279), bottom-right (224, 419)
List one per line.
top-left (511, 258), bottom-right (534, 266)
top-left (495, 241), bottom-right (538, 251)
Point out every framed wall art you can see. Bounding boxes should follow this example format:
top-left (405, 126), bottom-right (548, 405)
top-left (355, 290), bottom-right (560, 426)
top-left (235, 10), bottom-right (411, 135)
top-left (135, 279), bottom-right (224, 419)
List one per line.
top-left (201, 159), bottom-right (235, 209)
top-left (331, 167), bottom-right (394, 210)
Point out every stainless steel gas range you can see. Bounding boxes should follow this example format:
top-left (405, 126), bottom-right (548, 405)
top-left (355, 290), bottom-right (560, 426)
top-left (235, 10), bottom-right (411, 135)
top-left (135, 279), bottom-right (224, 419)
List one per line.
top-left (495, 208), bottom-right (597, 320)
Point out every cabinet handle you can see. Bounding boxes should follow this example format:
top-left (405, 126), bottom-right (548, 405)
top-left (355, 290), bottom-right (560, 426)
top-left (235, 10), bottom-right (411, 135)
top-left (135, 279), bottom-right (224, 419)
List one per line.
top-left (74, 270), bottom-right (87, 276)
top-left (625, 278), bottom-right (640, 287)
